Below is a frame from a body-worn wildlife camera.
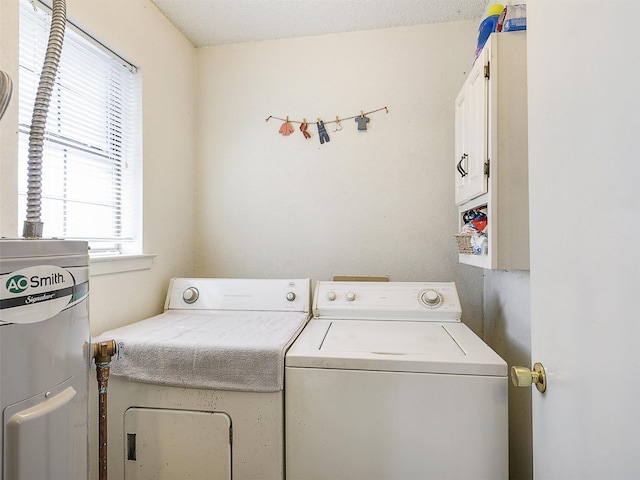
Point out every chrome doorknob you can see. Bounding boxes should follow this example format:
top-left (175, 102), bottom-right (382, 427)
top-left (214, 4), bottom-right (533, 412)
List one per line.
top-left (511, 362), bottom-right (547, 393)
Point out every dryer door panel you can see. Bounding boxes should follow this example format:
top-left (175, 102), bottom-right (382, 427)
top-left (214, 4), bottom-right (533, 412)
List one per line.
top-left (124, 408), bottom-right (231, 480)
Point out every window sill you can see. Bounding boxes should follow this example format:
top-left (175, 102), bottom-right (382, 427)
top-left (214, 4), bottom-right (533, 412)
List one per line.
top-left (90, 254), bottom-right (156, 277)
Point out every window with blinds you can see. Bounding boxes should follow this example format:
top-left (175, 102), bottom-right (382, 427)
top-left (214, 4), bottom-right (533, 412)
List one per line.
top-left (18, 0), bottom-right (142, 254)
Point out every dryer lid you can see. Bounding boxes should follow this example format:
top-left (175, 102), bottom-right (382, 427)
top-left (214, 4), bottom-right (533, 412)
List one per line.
top-left (285, 319), bottom-right (507, 377)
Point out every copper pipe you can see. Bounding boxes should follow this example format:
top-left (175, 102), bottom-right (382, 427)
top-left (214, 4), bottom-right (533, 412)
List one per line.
top-left (93, 340), bottom-right (117, 480)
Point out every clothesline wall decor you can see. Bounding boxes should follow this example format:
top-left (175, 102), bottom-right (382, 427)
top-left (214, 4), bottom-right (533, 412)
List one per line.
top-left (265, 106), bottom-right (389, 144)
top-left (265, 106), bottom-right (388, 125)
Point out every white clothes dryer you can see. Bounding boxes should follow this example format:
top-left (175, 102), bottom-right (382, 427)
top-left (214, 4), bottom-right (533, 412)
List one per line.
top-left (94, 278), bottom-right (310, 480)
top-left (285, 281), bottom-right (508, 480)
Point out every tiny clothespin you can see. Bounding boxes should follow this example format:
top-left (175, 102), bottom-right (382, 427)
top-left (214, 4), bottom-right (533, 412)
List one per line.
top-left (333, 115), bottom-right (343, 132)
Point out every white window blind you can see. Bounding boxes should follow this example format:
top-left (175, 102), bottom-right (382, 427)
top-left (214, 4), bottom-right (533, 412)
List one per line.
top-left (18, 0), bottom-right (142, 254)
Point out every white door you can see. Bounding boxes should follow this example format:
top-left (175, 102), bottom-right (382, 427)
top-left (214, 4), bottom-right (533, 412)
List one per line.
top-left (527, 1), bottom-right (640, 478)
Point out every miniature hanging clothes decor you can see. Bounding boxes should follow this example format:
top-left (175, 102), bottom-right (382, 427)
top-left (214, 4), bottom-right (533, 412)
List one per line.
top-left (300, 121), bottom-right (311, 139)
top-left (333, 116), bottom-right (343, 132)
top-left (317, 120), bottom-right (330, 144)
top-left (279, 118), bottom-right (294, 136)
top-left (355, 115), bottom-right (370, 131)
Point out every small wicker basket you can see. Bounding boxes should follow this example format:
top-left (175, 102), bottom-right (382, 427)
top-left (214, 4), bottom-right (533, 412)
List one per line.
top-left (454, 234), bottom-right (475, 254)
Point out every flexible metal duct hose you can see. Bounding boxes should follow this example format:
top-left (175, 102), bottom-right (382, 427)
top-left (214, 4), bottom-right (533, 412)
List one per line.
top-left (23, 0), bottom-right (67, 239)
top-left (0, 71), bottom-right (12, 121)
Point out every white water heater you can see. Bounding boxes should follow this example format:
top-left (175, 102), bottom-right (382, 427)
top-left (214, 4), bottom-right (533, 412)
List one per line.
top-left (0, 239), bottom-right (90, 479)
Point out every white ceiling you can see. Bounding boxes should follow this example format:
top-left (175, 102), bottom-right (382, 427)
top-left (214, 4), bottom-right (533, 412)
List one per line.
top-left (150, 0), bottom-right (487, 47)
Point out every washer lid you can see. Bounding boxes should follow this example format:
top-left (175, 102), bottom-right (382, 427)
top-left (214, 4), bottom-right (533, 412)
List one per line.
top-left (321, 321), bottom-right (462, 356)
top-left (285, 319), bottom-right (507, 377)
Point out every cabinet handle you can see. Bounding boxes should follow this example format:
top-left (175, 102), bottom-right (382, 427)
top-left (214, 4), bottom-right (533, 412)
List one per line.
top-left (457, 154), bottom-right (468, 177)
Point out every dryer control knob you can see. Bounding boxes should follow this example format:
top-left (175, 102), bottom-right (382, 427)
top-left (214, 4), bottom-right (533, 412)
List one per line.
top-left (345, 291), bottom-right (356, 302)
top-left (183, 287), bottom-right (199, 304)
top-left (421, 289), bottom-right (441, 307)
top-left (286, 292), bottom-right (296, 302)
top-left (326, 291), bottom-right (337, 301)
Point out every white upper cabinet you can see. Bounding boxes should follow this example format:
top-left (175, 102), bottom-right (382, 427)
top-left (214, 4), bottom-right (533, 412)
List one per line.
top-left (454, 32), bottom-right (529, 270)
top-left (455, 46), bottom-right (489, 206)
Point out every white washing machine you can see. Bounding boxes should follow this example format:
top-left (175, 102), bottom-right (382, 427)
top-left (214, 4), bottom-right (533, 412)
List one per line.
top-left (285, 281), bottom-right (508, 480)
top-left (93, 278), bottom-right (310, 480)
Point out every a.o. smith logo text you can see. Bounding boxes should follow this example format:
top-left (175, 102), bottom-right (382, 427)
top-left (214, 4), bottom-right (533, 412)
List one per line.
top-left (5, 272), bottom-right (66, 294)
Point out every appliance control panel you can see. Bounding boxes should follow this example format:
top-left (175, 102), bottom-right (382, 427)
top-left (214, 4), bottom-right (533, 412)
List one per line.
top-left (313, 281), bottom-right (461, 321)
top-left (165, 278), bottom-right (311, 313)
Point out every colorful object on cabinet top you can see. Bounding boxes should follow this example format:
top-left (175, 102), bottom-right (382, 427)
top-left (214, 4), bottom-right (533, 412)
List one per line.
top-left (497, 4), bottom-right (527, 32)
top-left (474, 3), bottom-right (503, 64)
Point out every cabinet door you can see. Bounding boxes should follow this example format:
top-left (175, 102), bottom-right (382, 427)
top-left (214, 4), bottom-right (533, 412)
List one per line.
top-left (455, 48), bottom-right (488, 205)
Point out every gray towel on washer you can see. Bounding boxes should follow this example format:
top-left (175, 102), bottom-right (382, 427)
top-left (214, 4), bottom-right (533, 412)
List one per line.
top-left (93, 310), bottom-right (308, 392)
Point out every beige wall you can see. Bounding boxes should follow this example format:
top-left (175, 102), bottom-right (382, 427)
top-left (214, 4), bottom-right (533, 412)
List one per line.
top-left (484, 269), bottom-right (532, 480)
top-left (2, 2), bottom-right (485, 334)
top-left (0, 0), bottom-right (198, 335)
top-left (0, 0), bottom-right (20, 235)
top-left (196, 21), bottom-right (486, 333)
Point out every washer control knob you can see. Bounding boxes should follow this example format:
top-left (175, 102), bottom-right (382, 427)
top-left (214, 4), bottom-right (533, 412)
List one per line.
top-left (345, 291), bottom-right (356, 302)
top-left (326, 291), bottom-right (337, 301)
top-left (286, 292), bottom-right (296, 302)
top-left (421, 289), bottom-right (441, 307)
top-left (183, 287), bottom-right (199, 304)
